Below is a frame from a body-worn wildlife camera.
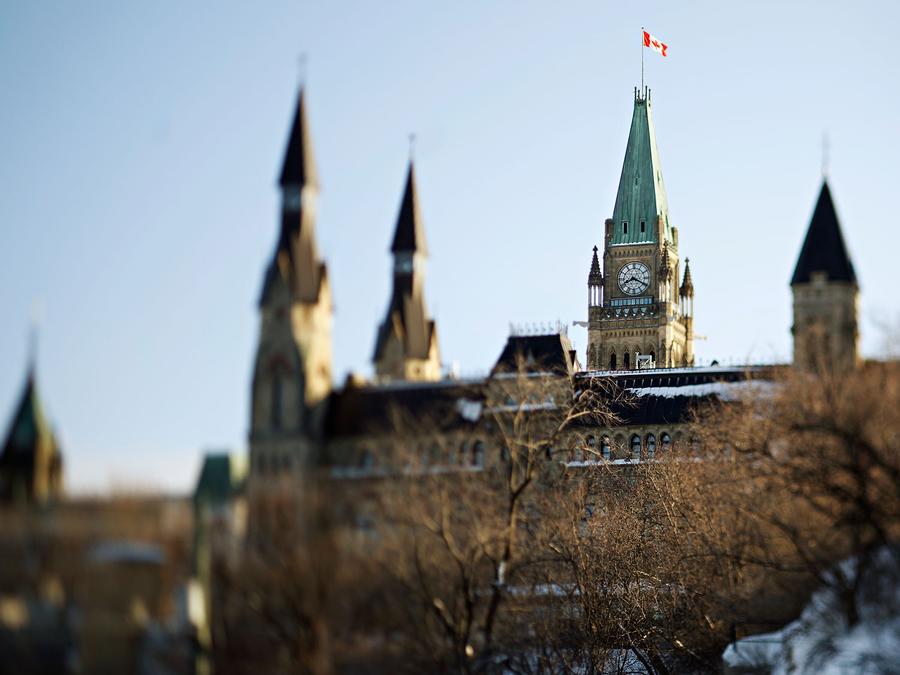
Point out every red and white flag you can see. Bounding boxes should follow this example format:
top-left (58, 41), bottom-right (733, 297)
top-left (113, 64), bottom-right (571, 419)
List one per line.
top-left (643, 30), bottom-right (668, 57)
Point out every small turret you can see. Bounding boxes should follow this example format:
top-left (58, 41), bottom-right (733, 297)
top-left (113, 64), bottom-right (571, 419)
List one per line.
top-left (679, 257), bottom-right (694, 300)
top-left (0, 364), bottom-right (63, 505)
top-left (588, 246), bottom-right (602, 307)
top-left (373, 161), bottom-right (441, 382)
top-left (790, 180), bottom-right (859, 371)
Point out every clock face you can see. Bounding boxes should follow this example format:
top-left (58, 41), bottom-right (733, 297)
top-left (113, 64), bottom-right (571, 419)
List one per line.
top-left (617, 262), bottom-right (651, 296)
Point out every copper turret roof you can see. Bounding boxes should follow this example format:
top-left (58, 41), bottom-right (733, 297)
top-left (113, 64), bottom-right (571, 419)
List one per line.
top-left (0, 367), bottom-right (63, 504)
top-left (610, 89), bottom-right (673, 246)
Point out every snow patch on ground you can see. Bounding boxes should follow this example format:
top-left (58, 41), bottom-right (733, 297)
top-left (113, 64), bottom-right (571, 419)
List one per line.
top-left (723, 546), bottom-right (900, 674)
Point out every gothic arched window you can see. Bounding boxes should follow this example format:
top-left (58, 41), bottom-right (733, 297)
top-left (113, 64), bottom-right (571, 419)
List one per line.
top-left (646, 434), bottom-right (657, 459)
top-left (473, 441), bottom-right (486, 467)
top-left (271, 375), bottom-right (283, 430)
top-left (457, 441), bottom-right (468, 465)
top-left (630, 434), bottom-right (641, 460)
top-left (601, 436), bottom-right (611, 460)
top-left (661, 432), bottom-right (671, 449)
top-left (609, 352), bottom-right (617, 370)
top-left (360, 449), bottom-right (374, 470)
top-left (624, 352), bottom-right (631, 370)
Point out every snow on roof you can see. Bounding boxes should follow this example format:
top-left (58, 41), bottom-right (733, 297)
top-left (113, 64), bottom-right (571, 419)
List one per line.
top-left (625, 380), bottom-right (777, 401)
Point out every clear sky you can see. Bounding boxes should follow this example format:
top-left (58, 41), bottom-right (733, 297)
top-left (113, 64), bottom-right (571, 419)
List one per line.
top-left (1, 1), bottom-right (898, 493)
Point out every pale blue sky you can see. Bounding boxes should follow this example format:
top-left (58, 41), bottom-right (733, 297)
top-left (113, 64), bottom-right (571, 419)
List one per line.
top-left (1, 1), bottom-right (898, 492)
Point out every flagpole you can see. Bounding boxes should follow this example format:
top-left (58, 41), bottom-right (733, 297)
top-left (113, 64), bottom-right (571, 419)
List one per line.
top-left (640, 26), bottom-right (644, 93)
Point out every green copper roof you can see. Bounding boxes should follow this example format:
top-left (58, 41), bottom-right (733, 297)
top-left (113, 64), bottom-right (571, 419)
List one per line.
top-left (610, 90), bottom-right (672, 246)
top-left (193, 453), bottom-right (246, 507)
top-left (1, 368), bottom-right (54, 459)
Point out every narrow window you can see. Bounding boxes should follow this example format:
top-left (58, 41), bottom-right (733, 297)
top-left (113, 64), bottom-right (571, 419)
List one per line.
top-left (646, 434), bottom-right (657, 459)
top-left (271, 375), bottom-right (283, 430)
top-left (601, 436), bottom-right (611, 461)
top-left (360, 449), bottom-right (374, 469)
top-left (473, 441), bottom-right (486, 467)
top-left (661, 432), bottom-right (671, 449)
top-left (640, 220), bottom-right (646, 233)
top-left (624, 351), bottom-right (631, 370)
top-left (623, 221), bottom-right (628, 234)
top-left (609, 353), bottom-right (617, 370)
top-left (630, 434), bottom-right (642, 460)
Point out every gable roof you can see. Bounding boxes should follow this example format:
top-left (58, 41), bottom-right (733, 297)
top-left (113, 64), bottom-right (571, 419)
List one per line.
top-left (791, 181), bottom-right (857, 285)
top-left (492, 333), bottom-right (578, 376)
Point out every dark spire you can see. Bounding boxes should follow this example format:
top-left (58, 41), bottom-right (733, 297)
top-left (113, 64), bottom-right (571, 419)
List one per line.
top-left (588, 246), bottom-right (602, 284)
top-left (390, 162), bottom-right (428, 255)
top-left (680, 257), bottom-right (694, 297)
top-left (260, 88), bottom-right (324, 306)
top-left (374, 161), bottom-right (437, 370)
top-left (791, 181), bottom-right (858, 286)
top-left (278, 88), bottom-right (318, 189)
top-left (0, 366), bottom-right (63, 504)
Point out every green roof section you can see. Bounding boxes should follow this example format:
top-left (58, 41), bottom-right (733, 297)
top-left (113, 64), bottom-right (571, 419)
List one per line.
top-left (610, 89), bottom-right (673, 246)
top-left (2, 367), bottom-right (55, 460)
top-left (193, 453), bottom-right (246, 508)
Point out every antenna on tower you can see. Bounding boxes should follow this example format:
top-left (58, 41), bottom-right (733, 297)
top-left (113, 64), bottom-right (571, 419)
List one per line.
top-left (297, 52), bottom-right (308, 88)
top-left (408, 132), bottom-right (416, 162)
top-left (821, 132), bottom-right (829, 178)
top-left (28, 298), bottom-right (43, 373)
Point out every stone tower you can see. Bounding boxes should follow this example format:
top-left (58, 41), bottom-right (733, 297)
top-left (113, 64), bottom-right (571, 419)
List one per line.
top-left (373, 161), bottom-right (441, 382)
top-left (248, 87), bottom-right (333, 487)
top-left (0, 364), bottom-right (63, 506)
top-left (586, 89), bottom-right (693, 370)
top-left (790, 180), bottom-right (859, 371)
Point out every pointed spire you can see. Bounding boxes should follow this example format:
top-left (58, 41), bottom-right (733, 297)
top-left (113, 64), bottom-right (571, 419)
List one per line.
top-left (610, 94), bottom-right (671, 246)
top-left (390, 162), bottom-right (428, 256)
top-left (588, 246), bottom-right (602, 284)
top-left (278, 88), bottom-right (318, 189)
top-left (791, 181), bottom-right (857, 285)
top-left (260, 88), bottom-right (324, 306)
top-left (374, 160), bottom-right (440, 381)
top-left (1, 364), bottom-right (63, 504)
top-left (680, 257), bottom-right (694, 297)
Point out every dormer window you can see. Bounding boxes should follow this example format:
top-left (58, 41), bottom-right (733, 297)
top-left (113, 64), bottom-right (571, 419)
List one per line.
top-left (640, 220), bottom-right (646, 233)
top-left (623, 221), bottom-right (628, 234)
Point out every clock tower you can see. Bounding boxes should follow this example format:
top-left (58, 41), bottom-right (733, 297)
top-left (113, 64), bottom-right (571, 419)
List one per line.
top-left (586, 88), bottom-right (694, 370)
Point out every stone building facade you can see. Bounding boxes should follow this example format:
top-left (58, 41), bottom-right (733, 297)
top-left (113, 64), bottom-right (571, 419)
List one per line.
top-left (243, 83), bottom-right (860, 513)
top-left (586, 88), bottom-right (694, 372)
top-left (790, 181), bottom-right (860, 371)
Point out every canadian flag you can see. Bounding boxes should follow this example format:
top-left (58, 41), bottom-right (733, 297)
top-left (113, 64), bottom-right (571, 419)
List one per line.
top-left (643, 30), bottom-right (668, 57)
